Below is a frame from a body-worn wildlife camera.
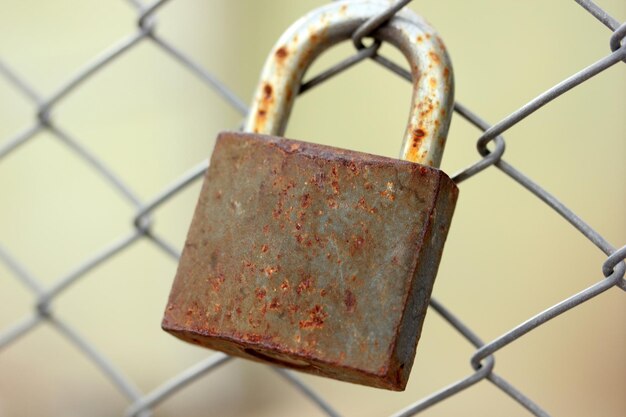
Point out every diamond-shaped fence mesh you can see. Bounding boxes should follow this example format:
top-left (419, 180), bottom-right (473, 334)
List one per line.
top-left (0, 0), bottom-right (624, 416)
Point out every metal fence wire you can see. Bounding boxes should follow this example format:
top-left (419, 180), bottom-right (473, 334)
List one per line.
top-left (0, 0), bottom-right (624, 416)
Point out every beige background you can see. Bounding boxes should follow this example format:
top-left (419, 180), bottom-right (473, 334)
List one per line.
top-left (0, 0), bottom-right (624, 416)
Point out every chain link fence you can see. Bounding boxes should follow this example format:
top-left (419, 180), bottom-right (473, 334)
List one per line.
top-left (0, 0), bottom-right (624, 416)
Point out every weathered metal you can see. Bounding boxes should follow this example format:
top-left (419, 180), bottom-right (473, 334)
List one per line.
top-left (244, 0), bottom-right (453, 167)
top-left (162, 0), bottom-right (457, 391)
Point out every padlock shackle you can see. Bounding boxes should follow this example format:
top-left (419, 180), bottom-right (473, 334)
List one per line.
top-left (244, 0), bottom-right (454, 168)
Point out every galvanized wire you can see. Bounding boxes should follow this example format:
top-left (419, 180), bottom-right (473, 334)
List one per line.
top-left (0, 0), bottom-right (623, 416)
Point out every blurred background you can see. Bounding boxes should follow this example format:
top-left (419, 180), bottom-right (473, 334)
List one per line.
top-left (0, 0), bottom-right (624, 416)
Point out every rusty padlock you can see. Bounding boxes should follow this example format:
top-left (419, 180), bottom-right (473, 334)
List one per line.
top-left (162, 1), bottom-right (456, 391)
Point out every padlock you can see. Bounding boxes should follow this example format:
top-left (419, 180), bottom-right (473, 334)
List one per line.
top-left (162, 0), bottom-right (456, 391)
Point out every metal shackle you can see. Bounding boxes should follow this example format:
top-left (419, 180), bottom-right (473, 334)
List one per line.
top-left (244, 0), bottom-right (454, 168)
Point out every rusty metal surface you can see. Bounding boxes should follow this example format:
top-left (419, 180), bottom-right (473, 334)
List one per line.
top-left (163, 0), bottom-right (458, 392)
top-left (244, 0), bottom-right (454, 168)
top-left (163, 132), bottom-right (458, 390)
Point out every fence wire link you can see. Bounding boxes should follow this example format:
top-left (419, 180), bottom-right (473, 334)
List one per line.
top-left (0, 0), bottom-right (624, 416)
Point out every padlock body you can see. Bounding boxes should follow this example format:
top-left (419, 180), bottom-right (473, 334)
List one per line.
top-left (162, 132), bottom-right (458, 390)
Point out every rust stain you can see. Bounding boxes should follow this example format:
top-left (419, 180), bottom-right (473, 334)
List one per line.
top-left (275, 46), bottom-right (288, 60)
top-left (269, 298), bottom-right (280, 310)
top-left (296, 276), bottom-right (313, 295)
top-left (310, 172), bottom-right (326, 188)
top-left (255, 288), bottom-right (267, 300)
top-left (411, 127), bottom-right (426, 149)
top-left (413, 128), bottom-right (426, 140)
top-left (209, 274), bottom-right (225, 292)
top-left (272, 203), bottom-right (282, 219)
top-left (380, 182), bottom-right (397, 202)
top-left (299, 305), bottom-right (327, 329)
top-left (380, 190), bottom-right (396, 201)
top-left (254, 80), bottom-right (276, 133)
top-left (243, 260), bottom-right (256, 272)
top-left (355, 196), bottom-right (369, 211)
top-left (263, 83), bottom-right (273, 100)
top-left (350, 235), bottom-right (365, 254)
top-left (344, 290), bottom-right (357, 313)
top-left (255, 110), bottom-right (267, 129)
top-left (241, 333), bottom-right (269, 344)
top-left (248, 315), bottom-right (262, 328)
top-left (417, 100), bottom-right (435, 118)
top-left (263, 265), bottom-right (278, 277)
